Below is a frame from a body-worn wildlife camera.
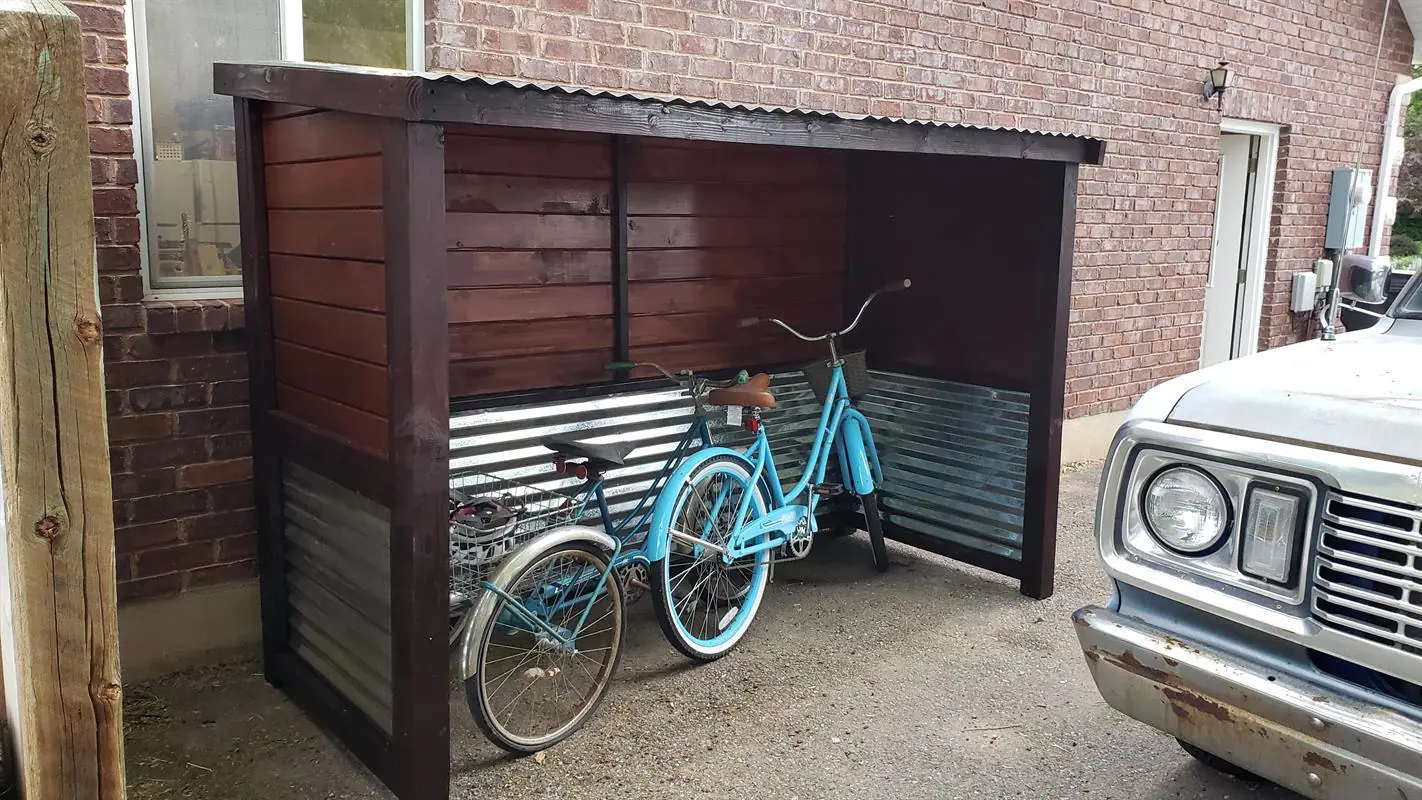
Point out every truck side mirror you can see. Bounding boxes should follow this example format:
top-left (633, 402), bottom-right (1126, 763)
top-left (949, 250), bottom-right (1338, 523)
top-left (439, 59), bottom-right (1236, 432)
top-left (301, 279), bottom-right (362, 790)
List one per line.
top-left (1338, 254), bottom-right (1392, 305)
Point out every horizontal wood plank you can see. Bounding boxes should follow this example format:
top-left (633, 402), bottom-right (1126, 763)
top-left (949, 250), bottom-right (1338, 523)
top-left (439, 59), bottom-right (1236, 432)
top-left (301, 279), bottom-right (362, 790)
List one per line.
top-left (264, 111), bottom-right (383, 165)
top-left (267, 156), bottom-right (382, 209)
top-left (275, 341), bottom-right (389, 416)
top-left (447, 285), bottom-right (610, 324)
top-left (446, 174), bottom-right (610, 215)
top-left (444, 135), bottom-right (612, 179)
top-left (277, 383), bottom-right (389, 455)
top-left (263, 102), bottom-right (320, 120)
top-left (273, 297), bottom-right (387, 364)
top-left (446, 249), bottom-right (612, 288)
top-left (270, 255), bottom-right (385, 312)
top-left (447, 212), bottom-right (610, 250)
top-left (626, 181), bottom-right (846, 218)
top-left (625, 247), bottom-right (842, 281)
top-left (449, 317), bottom-right (615, 360)
top-left (443, 123), bottom-right (610, 143)
top-left (628, 276), bottom-right (841, 316)
top-left (629, 337), bottom-right (821, 377)
top-left (627, 215), bottom-right (844, 249)
top-left (627, 142), bottom-right (846, 185)
top-left (629, 305), bottom-right (836, 348)
top-left (450, 350), bottom-right (614, 397)
top-left (269, 210), bottom-right (384, 260)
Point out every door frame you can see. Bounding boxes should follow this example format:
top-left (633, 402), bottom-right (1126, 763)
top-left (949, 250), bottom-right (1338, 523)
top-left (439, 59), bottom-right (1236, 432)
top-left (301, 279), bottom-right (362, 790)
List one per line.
top-left (1216, 118), bottom-right (1280, 359)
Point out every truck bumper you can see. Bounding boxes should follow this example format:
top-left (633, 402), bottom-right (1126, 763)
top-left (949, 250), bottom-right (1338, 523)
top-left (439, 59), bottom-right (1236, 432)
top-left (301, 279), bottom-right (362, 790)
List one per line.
top-left (1073, 605), bottom-right (1422, 799)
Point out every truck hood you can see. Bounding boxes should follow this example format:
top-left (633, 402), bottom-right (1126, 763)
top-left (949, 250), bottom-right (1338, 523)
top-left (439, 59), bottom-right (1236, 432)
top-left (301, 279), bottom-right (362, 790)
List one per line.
top-left (1128, 318), bottom-right (1422, 465)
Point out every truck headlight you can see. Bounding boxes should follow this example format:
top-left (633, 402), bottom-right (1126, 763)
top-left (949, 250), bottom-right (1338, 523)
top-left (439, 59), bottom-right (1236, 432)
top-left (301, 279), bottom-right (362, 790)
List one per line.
top-left (1239, 486), bottom-right (1304, 583)
top-left (1142, 467), bottom-right (1230, 554)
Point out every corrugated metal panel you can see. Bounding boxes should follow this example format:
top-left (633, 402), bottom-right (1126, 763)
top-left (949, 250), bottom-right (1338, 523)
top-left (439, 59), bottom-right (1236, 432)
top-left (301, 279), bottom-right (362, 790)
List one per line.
top-left (223, 62), bottom-right (1106, 146)
top-left (449, 368), bottom-right (1029, 563)
top-left (859, 371), bottom-right (1030, 562)
top-left (282, 463), bottom-right (394, 733)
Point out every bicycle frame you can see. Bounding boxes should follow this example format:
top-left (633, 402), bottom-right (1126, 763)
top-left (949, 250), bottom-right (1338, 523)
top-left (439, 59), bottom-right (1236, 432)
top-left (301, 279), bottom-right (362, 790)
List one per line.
top-left (478, 413), bottom-right (715, 646)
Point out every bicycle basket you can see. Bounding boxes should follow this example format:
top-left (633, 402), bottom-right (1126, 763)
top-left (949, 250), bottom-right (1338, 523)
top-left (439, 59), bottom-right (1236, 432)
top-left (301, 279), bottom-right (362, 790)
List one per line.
top-left (448, 472), bottom-right (582, 600)
top-left (803, 349), bottom-right (869, 402)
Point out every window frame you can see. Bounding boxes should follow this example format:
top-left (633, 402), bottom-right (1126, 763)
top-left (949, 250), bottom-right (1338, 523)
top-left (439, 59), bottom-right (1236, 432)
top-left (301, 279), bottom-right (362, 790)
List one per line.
top-left (130, 0), bottom-right (424, 299)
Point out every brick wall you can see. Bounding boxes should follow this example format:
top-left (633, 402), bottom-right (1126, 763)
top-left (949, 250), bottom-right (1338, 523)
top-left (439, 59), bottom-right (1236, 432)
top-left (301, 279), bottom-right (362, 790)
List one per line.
top-left (430, 0), bottom-right (1414, 417)
top-left (71, 0), bottom-right (257, 605)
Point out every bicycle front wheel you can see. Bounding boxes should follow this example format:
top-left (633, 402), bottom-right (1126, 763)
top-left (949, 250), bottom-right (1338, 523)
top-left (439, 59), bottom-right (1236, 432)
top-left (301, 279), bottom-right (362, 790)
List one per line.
top-left (652, 455), bottom-right (771, 661)
top-left (465, 542), bottom-right (625, 753)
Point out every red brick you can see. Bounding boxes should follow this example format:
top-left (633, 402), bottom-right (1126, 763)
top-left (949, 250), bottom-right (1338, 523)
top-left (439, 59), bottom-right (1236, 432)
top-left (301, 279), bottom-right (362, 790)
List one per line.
top-left (182, 509), bottom-right (256, 542)
top-left (116, 519), bottom-right (184, 550)
top-left (130, 489), bottom-right (209, 524)
top-left (96, 245), bottom-right (139, 273)
top-left (84, 65), bottom-right (127, 95)
top-left (101, 303), bottom-right (143, 331)
top-left (107, 413), bottom-right (174, 442)
top-left (208, 483), bottom-right (255, 513)
top-left (118, 574), bottom-right (184, 603)
top-left (69, 2), bottom-right (126, 33)
top-left (88, 126), bottom-right (131, 156)
top-left (129, 438), bottom-right (209, 471)
top-left (91, 186), bottom-right (135, 215)
top-left (174, 355), bottom-right (247, 382)
top-left (209, 381), bottom-right (249, 405)
top-left (176, 458), bottom-right (253, 489)
top-left (209, 433), bottom-right (252, 460)
top-left (104, 360), bottom-right (170, 389)
top-left (176, 407), bottom-right (249, 437)
top-left (216, 534), bottom-right (258, 561)
top-left (186, 560), bottom-right (258, 590)
top-left (128, 383), bottom-right (207, 412)
top-left (133, 542), bottom-right (216, 578)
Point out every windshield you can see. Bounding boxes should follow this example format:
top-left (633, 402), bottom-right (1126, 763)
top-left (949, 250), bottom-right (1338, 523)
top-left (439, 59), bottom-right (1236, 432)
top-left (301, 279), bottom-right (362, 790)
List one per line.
top-left (1397, 271), bottom-right (1422, 319)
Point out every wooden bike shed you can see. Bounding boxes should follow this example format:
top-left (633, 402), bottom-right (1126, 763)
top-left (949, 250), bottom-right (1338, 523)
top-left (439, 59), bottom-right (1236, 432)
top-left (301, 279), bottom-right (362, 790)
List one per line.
top-left (215, 60), bottom-right (1105, 800)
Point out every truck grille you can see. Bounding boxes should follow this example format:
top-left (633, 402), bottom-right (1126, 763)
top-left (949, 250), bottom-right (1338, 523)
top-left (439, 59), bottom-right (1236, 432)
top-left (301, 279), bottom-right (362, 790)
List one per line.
top-left (1311, 492), bottom-right (1422, 655)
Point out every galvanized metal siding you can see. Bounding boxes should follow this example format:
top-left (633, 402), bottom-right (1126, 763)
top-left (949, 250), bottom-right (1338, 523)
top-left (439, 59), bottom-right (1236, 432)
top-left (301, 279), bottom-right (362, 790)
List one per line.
top-left (282, 463), bottom-right (394, 733)
top-left (860, 371), bottom-right (1029, 561)
top-left (449, 369), bottom-right (1029, 563)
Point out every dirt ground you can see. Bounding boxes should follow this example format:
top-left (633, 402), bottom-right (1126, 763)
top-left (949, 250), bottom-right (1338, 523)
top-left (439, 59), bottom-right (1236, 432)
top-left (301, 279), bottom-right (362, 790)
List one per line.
top-left (124, 463), bottom-right (1301, 800)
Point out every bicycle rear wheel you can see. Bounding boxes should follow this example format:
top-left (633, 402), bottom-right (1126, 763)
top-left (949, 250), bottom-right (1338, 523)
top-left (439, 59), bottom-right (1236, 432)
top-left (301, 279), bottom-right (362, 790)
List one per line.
top-left (652, 455), bottom-right (771, 661)
top-left (465, 542), bottom-right (625, 753)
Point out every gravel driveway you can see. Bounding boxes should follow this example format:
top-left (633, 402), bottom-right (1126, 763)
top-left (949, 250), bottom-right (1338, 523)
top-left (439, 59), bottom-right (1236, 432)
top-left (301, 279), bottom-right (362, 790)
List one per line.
top-left (125, 463), bottom-right (1300, 799)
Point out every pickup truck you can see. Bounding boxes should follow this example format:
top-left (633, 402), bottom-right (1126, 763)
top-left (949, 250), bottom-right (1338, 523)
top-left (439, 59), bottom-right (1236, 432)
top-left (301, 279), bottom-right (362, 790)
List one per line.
top-left (1074, 267), bottom-right (1422, 797)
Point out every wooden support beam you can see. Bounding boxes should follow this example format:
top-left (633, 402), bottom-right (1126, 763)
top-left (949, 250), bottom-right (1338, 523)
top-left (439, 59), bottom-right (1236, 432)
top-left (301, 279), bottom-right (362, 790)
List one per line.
top-left (382, 120), bottom-right (451, 800)
top-left (0, 2), bottom-right (126, 797)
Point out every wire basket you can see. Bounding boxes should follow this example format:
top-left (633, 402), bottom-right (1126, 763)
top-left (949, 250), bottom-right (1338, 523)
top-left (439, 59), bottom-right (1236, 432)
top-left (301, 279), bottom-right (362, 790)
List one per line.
top-left (448, 472), bottom-right (582, 601)
top-left (804, 349), bottom-right (869, 402)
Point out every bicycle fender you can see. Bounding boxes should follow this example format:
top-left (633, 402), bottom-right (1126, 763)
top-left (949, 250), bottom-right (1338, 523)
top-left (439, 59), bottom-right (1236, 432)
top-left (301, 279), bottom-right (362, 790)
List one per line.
top-left (459, 525), bottom-right (617, 681)
top-left (837, 411), bottom-right (876, 496)
top-left (644, 446), bottom-right (752, 563)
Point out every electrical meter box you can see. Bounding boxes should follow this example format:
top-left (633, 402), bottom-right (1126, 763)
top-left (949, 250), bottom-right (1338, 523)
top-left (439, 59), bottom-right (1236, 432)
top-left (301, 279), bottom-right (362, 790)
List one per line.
top-left (1326, 167), bottom-right (1372, 250)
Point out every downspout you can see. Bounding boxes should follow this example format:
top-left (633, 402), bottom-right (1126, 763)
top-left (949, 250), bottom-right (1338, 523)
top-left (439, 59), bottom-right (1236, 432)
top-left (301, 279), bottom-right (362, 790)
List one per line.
top-left (1368, 75), bottom-right (1422, 256)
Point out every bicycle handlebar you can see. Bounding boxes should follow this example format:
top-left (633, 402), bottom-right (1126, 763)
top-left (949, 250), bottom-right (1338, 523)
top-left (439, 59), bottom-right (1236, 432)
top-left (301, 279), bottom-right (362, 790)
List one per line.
top-left (738, 278), bottom-right (911, 341)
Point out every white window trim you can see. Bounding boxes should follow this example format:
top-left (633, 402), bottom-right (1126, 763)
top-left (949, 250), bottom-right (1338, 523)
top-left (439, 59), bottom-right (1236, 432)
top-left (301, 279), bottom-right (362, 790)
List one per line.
top-left (132, 0), bottom-right (425, 300)
top-left (1219, 118), bottom-right (1282, 360)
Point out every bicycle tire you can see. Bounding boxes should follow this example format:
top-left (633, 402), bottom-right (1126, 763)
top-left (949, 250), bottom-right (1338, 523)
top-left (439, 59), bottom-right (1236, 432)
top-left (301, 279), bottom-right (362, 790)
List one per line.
top-left (465, 541), bottom-right (625, 754)
top-left (862, 490), bottom-right (890, 572)
top-left (651, 454), bottom-right (771, 661)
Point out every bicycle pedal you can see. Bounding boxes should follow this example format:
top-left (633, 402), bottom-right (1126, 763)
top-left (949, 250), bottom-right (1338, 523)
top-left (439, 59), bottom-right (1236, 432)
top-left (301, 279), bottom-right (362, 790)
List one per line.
top-left (811, 483), bottom-right (844, 497)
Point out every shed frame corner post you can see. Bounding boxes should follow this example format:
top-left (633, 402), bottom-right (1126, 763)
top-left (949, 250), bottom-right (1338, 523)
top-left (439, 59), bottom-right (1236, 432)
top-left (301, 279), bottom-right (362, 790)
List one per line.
top-left (233, 96), bottom-right (289, 683)
top-left (0, 2), bottom-right (126, 797)
top-left (383, 118), bottom-right (452, 800)
top-left (1020, 162), bottom-right (1080, 601)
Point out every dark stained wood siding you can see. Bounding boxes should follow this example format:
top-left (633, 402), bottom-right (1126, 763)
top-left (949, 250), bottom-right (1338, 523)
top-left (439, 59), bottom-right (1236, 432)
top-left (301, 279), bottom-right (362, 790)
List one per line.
top-left (263, 110), bottom-right (389, 453)
top-left (443, 124), bottom-right (614, 396)
top-left (624, 140), bottom-right (847, 380)
top-left (847, 151), bottom-right (1063, 392)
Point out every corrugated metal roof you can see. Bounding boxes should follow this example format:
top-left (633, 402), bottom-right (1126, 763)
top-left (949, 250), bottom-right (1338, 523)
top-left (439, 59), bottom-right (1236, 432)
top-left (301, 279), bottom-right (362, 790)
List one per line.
top-left (417, 69), bottom-right (1101, 144)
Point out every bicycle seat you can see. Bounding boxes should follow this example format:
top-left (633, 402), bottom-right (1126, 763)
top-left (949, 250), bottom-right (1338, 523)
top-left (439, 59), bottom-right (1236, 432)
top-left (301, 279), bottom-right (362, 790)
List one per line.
top-left (708, 373), bottom-right (776, 409)
top-left (541, 434), bottom-right (637, 467)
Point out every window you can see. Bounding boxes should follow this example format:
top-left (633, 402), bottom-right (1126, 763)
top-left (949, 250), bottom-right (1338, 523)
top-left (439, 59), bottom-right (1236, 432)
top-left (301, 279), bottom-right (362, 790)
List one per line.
top-left (133, 0), bottom-right (421, 294)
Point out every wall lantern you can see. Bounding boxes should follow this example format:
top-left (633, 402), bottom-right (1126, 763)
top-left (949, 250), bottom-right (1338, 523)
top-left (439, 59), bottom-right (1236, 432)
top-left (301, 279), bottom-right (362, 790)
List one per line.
top-left (1204, 61), bottom-right (1231, 105)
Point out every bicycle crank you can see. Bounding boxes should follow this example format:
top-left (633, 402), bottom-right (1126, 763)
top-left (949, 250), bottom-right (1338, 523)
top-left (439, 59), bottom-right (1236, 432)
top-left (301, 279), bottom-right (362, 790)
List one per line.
top-left (618, 562), bottom-right (651, 604)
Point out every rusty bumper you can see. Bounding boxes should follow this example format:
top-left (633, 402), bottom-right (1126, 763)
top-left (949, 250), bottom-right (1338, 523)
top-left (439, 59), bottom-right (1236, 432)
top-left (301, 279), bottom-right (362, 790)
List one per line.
top-left (1074, 605), bottom-right (1422, 799)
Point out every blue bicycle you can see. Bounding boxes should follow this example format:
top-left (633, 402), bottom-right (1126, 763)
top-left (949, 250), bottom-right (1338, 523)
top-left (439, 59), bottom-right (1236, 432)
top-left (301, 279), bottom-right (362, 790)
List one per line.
top-left (454, 364), bottom-right (760, 752)
top-left (644, 279), bottom-right (911, 660)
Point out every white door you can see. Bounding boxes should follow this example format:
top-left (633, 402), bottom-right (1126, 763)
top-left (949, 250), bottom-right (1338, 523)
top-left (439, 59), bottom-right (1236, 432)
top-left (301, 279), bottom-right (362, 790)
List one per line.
top-left (1201, 133), bottom-right (1257, 367)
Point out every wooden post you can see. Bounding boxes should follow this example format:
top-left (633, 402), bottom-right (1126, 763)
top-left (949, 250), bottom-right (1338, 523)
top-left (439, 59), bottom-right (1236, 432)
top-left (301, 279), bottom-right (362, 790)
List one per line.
top-left (0, 2), bottom-right (127, 798)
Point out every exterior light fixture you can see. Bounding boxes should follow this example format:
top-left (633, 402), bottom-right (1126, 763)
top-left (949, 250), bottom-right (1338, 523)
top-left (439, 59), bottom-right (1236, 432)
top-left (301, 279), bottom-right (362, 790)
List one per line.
top-left (1204, 61), bottom-right (1231, 105)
